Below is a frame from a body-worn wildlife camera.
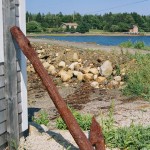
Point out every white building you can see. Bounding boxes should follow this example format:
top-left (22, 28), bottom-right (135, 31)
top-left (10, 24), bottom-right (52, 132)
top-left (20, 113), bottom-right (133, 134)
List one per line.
top-left (0, 0), bottom-right (28, 148)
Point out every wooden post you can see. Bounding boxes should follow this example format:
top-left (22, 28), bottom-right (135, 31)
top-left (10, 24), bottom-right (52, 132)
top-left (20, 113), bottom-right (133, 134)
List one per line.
top-left (3, 0), bottom-right (19, 149)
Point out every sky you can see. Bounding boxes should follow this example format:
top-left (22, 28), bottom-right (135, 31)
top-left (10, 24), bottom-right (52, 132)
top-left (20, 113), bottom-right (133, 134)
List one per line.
top-left (26, 0), bottom-right (150, 15)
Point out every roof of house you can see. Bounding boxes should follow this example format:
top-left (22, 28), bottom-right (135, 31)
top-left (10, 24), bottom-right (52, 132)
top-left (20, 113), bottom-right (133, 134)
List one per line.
top-left (62, 23), bottom-right (78, 26)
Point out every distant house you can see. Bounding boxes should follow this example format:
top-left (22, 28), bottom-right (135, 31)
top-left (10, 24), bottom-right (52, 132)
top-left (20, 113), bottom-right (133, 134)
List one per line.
top-left (129, 25), bottom-right (139, 34)
top-left (62, 23), bottom-right (78, 29)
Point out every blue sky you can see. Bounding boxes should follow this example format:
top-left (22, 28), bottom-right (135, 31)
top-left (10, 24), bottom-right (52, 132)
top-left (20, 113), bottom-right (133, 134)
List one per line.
top-left (26, 0), bottom-right (150, 15)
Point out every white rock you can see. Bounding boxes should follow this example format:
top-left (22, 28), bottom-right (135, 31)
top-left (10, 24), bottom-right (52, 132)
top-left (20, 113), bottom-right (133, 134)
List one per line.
top-left (68, 62), bottom-right (78, 70)
top-left (61, 73), bottom-right (72, 82)
top-left (56, 53), bottom-right (59, 57)
top-left (89, 68), bottom-right (99, 75)
top-left (73, 53), bottom-right (79, 61)
top-left (37, 50), bottom-right (41, 54)
top-left (40, 124), bottom-right (48, 132)
top-left (73, 71), bottom-right (79, 77)
top-left (90, 81), bottom-right (99, 88)
top-left (114, 76), bottom-right (121, 82)
top-left (94, 74), bottom-right (98, 80)
top-left (77, 72), bottom-right (84, 81)
top-left (100, 60), bottom-right (113, 77)
top-left (67, 70), bottom-right (73, 78)
top-left (58, 61), bottom-right (66, 68)
top-left (48, 65), bottom-right (57, 75)
top-left (43, 62), bottom-right (50, 69)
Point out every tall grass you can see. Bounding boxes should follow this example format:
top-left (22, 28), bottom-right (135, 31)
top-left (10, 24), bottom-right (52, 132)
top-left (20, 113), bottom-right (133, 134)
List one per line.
top-left (120, 41), bottom-right (150, 51)
top-left (123, 53), bottom-right (150, 99)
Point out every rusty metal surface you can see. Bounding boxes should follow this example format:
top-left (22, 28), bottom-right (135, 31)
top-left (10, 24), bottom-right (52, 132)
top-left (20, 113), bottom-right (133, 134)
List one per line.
top-left (10, 26), bottom-right (94, 150)
top-left (89, 117), bottom-right (106, 150)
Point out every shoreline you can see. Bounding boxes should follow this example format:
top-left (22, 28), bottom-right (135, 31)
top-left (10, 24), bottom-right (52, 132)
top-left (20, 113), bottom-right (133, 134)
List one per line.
top-left (27, 32), bottom-right (150, 37)
top-left (29, 37), bottom-right (150, 55)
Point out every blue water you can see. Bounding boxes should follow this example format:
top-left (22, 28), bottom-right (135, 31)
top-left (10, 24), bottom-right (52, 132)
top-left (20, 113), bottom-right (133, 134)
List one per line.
top-left (38, 35), bottom-right (150, 46)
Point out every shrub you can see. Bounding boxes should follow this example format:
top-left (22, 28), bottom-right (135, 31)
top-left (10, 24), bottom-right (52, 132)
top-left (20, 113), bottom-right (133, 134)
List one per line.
top-left (56, 107), bottom-right (92, 131)
top-left (26, 21), bottom-right (43, 32)
top-left (123, 53), bottom-right (150, 99)
top-left (104, 125), bottom-right (150, 150)
top-left (134, 41), bottom-right (145, 49)
top-left (119, 41), bottom-right (133, 48)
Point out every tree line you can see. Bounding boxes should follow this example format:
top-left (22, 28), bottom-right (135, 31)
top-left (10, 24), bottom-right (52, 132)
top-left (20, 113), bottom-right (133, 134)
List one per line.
top-left (26, 11), bottom-right (150, 33)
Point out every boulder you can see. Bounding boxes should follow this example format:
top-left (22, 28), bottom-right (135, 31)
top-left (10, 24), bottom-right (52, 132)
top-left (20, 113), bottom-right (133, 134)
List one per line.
top-left (100, 60), bottom-right (113, 77)
top-left (90, 81), bottom-right (99, 88)
top-left (58, 61), bottom-right (66, 68)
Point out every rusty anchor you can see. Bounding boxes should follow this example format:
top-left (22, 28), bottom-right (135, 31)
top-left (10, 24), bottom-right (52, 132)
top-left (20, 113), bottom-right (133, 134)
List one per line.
top-left (10, 26), bottom-right (106, 150)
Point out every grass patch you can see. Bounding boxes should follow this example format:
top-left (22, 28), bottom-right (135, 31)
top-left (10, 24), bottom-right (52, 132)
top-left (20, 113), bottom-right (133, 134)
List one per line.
top-left (104, 125), bottom-right (150, 150)
top-left (32, 110), bottom-right (49, 126)
top-left (123, 53), bottom-right (150, 99)
top-left (120, 41), bottom-right (150, 51)
top-left (100, 102), bottom-right (150, 150)
top-left (56, 107), bottom-right (92, 131)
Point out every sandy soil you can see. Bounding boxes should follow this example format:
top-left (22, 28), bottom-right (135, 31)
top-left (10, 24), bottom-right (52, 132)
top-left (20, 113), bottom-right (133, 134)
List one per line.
top-left (21, 38), bottom-right (150, 150)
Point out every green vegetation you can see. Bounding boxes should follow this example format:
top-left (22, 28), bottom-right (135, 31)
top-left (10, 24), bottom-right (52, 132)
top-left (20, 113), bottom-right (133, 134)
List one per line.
top-left (56, 107), bottom-right (92, 131)
top-left (123, 53), bottom-right (150, 99)
top-left (32, 110), bottom-right (49, 126)
top-left (120, 41), bottom-right (150, 51)
top-left (26, 12), bottom-right (150, 33)
top-left (100, 102), bottom-right (150, 150)
top-left (104, 125), bottom-right (150, 150)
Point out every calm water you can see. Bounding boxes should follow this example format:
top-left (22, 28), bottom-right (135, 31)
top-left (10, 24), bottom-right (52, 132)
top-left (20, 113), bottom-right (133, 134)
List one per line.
top-left (39, 35), bottom-right (150, 46)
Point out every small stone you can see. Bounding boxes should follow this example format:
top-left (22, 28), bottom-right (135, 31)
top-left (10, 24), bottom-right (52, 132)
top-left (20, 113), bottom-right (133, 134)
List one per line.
top-left (43, 62), bottom-right (50, 69)
top-left (89, 68), bottom-right (99, 75)
top-left (120, 82), bottom-right (125, 86)
top-left (109, 80), bottom-right (119, 89)
top-left (73, 53), bottom-right (79, 61)
top-left (68, 62), bottom-right (79, 70)
top-left (90, 81), bottom-right (99, 88)
top-left (80, 67), bottom-right (90, 74)
top-left (97, 76), bottom-right (107, 84)
top-left (40, 124), bottom-right (48, 132)
top-left (83, 73), bottom-right (93, 81)
top-left (58, 61), bottom-right (66, 68)
top-left (77, 72), bottom-right (84, 81)
top-left (114, 76), bottom-right (121, 82)
top-left (48, 65), bottom-right (57, 75)
top-left (61, 71), bottom-right (72, 82)
top-left (94, 74), bottom-right (98, 80)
